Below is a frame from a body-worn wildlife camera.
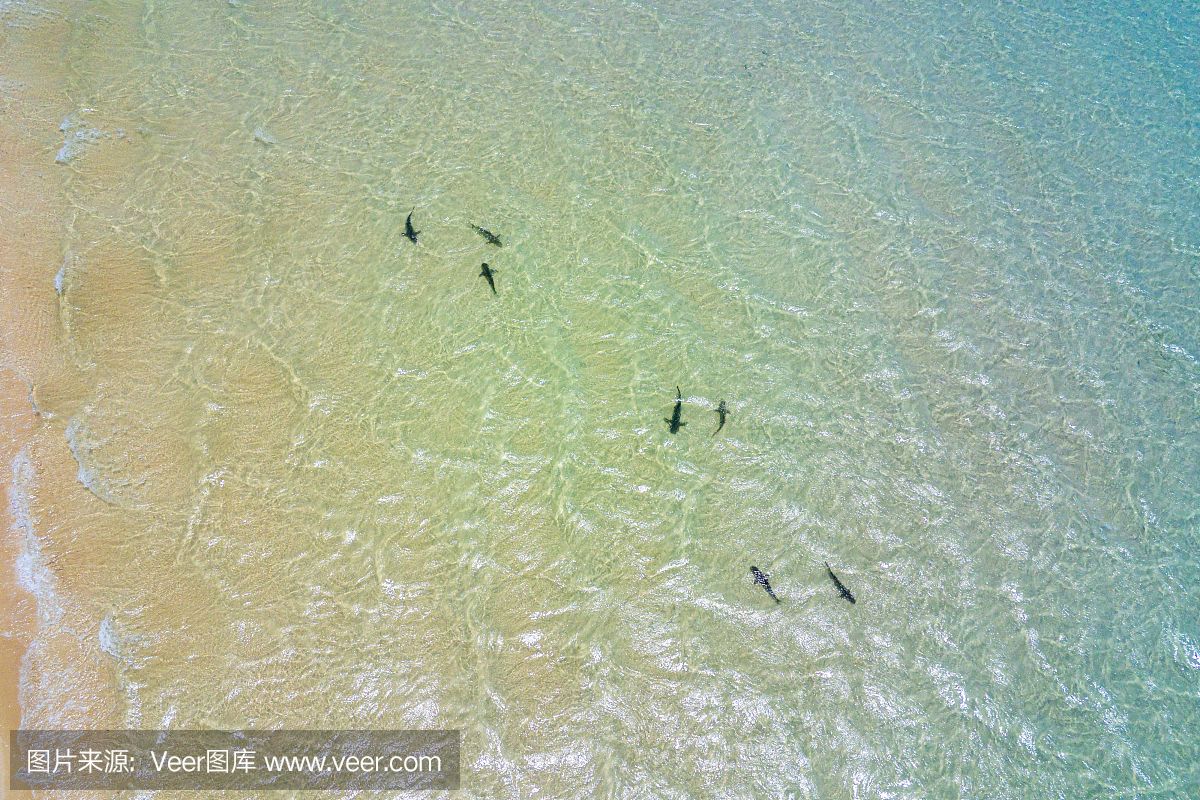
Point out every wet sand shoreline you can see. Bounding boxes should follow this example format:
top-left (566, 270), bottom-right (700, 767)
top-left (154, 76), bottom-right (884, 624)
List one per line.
top-left (0, 369), bottom-right (37, 782)
top-left (2, 2), bottom-right (83, 766)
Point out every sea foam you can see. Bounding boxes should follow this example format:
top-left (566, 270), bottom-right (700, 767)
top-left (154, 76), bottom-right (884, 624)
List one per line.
top-left (10, 449), bottom-right (63, 629)
top-left (55, 113), bottom-right (104, 165)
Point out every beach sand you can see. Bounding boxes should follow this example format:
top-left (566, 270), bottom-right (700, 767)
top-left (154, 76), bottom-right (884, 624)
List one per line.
top-left (1, 5), bottom-right (124, 781)
top-left (1, 8), bottom-right (65, 772)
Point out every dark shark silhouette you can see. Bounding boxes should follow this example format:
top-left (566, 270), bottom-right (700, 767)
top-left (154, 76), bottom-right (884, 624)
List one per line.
top-left (479, 262), bottom-right (497, 295)
top-left (664, 386), bottom-right (686, 433)
top-left (469, 223), bottom-right (502, 247)
top-left (750, 566), bottom-right (780, 603)
top-left (404, 208), bottom-right (420, 243)
top-left (825, 562), bottom-right (856, 604)
top-left (712, 400), bottom-right (728, 436)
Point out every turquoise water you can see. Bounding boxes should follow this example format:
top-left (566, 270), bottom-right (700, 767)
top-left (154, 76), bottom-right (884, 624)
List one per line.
top-left (19, 0), bottom-right (1200, 796)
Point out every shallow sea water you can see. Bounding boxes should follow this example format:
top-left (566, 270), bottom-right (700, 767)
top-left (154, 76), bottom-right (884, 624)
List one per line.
top-left (14, 0), bottom-right (1200, 796)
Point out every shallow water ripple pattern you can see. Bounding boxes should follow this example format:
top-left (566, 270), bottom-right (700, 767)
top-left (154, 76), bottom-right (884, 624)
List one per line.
top-left (31, 0), bottom-right (1200, 797)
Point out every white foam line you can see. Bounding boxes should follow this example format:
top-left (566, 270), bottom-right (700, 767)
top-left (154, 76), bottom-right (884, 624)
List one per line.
top-left (9, 448), bottom-right (63, 627)
top-left (8, 447), bottom-right (65, 726)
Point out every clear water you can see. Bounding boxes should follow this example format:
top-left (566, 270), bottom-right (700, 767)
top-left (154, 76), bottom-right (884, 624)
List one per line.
top-left (21, 0), bottom-right (1200, 796)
